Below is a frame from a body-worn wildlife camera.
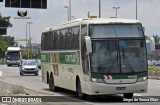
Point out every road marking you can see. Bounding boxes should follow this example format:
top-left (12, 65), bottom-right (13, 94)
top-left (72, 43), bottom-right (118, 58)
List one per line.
top-left (85, 102), bottom-right (94, 105)
top-left (0, 70), bottom-right (2, 77)
top-left (134, 94), bottom-right (143, 96)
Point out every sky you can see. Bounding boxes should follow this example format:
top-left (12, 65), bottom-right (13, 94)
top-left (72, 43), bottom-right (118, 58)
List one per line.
top-left (0, 0), bottom-right (160, 46)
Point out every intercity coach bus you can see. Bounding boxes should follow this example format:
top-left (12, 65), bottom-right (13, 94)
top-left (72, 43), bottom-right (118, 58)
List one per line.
top-left (41, 18), bottom-right (148, 98)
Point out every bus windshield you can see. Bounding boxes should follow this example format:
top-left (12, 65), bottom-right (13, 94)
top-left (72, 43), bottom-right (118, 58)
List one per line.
top-left (90, 24), bottom-right (144, 38)
top-left (91, 40), bottom-right (147, 74)
top-left (6, 51), bottom-right (20, 60)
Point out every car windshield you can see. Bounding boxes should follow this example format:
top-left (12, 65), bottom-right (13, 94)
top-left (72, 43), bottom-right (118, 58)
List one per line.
top-left (23, 60), bottom-right (37, 66)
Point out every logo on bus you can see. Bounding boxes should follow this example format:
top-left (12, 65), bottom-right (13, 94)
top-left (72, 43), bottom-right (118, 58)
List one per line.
top-left (128, 75), bottom-right (137, 79)
top-left (65, 55), bottom-right (76, 63)
top-left (41, 55), bottom-right (46, 61)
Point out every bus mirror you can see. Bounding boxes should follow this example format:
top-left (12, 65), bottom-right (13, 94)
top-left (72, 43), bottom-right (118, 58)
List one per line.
top-left (84, 36), bottom-right (92, 54)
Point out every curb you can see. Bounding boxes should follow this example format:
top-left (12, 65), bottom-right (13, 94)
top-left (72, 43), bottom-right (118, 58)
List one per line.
top-left (0, 79), bottom-right (25, 94)
top-left (0, 79), bottom-right (54, 96)
top-left (23, 86), bottom-right (54, 96)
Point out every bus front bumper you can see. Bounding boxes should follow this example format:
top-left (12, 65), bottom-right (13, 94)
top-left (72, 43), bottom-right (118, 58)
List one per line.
top-left (87, 80), bottom-right (148, 95)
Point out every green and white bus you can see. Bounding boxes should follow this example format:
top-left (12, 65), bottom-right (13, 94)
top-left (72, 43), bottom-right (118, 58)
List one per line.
top-left (41, 18), bottom-right (148, 98)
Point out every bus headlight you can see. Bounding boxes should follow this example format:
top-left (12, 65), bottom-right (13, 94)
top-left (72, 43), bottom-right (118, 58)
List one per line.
top-left (137, 76), bottom-right (148, 82)
top-left (90, 78), bottom-right (104, 83)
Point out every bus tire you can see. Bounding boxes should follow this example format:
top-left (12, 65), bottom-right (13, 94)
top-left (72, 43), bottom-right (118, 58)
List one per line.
top-left (49, 76), bottom-right (57, 92)
top-left (123, 93), bottom-right (133, 98)
top-left (76, 79), bottom-right (85, 98)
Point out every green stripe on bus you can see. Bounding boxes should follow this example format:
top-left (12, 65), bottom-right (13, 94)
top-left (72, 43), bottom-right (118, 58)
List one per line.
top-left (59, 52), bottom-right (80, 65)
top-left (41, 53), bottom-right (51, 63)
top-left (41, 51), bottom-right (80, 65)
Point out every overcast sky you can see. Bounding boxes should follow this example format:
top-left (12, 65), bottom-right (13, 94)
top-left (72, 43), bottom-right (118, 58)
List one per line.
top-left (0, 0), bottom-right (160, 46)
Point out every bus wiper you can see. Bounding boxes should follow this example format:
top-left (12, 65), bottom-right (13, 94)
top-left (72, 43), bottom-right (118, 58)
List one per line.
top-left (106, 56), bottom-right (118, 73)
top-left (121, 48), bottom-right (135, 73)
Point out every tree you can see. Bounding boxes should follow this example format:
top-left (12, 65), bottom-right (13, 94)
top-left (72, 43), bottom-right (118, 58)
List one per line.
top-left (0, 36), bottom-right (15, 58)
top-left (0, 14), bottom-right (12, 35)
top-left (0, 14), bottom-right (12, 28)
top-left (0, 36), bottom-right (8, 58)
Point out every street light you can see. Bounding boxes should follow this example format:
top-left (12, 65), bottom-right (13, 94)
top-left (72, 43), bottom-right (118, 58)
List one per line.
top-left (26, 23), bottom-right (28, 58)
top-left (69, 0), bottom-right (71, 21)
top-left (27, 22), bottom-right (32, 59)
top-left (99, 0), bottom-right (101, 18)
top-left (71, 16), bottom-right (75, 20)
top-left (112, 7), bottom-right (120, 18)
top-left (64, 6), bottom-right (69, 21)
top-left (136, 0), bottom-right (137, 20)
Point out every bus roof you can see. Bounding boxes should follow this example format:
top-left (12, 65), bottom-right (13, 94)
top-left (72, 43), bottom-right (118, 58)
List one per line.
top-left (7, 47), bottom-right (21, 51)
top-left (44, 18), bottom-right (141, 32)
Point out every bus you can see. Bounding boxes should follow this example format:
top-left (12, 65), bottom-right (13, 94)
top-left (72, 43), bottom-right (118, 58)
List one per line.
top-left (6, 47), bottom-right (22, 66)
top-left (41, 18), bottom-right (148, 98)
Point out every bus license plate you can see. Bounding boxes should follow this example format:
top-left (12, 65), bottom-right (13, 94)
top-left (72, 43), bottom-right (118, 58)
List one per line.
top-left (116, 87), bottom-right (126, 90)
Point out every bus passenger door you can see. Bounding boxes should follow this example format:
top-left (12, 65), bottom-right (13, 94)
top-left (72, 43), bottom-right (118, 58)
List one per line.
top-left (81, 44), bottom-right (90, 93)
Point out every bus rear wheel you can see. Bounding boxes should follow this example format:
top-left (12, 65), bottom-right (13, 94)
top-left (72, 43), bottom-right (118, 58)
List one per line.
top-left (123, 93), bottom-right (133, 98)
top-left (49, 76), bottom-right (58, 92)
top-left (77, 80), bottom-right (85, 98)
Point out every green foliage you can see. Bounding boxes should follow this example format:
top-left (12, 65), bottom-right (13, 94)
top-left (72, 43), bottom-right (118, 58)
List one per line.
top-left (0, 14), bottom-right (12, 28)
top-left (148, 66), bottom-right (160, 72)
top-left (147, 52), bottom-right (160, 60)
top-left (0, 36), bottom-right (15, 58)
top-left (0, 37), bottom-right (8, 58)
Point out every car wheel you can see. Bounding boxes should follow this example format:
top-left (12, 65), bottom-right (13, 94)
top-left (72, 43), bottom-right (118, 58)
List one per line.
top-left (35, 73), bottom-right (38, 76)
top-left (20, 71), bottom-right (23, 76)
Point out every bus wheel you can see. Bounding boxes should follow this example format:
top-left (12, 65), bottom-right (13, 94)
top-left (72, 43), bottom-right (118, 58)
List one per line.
top-left (49, 76), bottom-right (57, 92)
top-left (123, 93), bottom-right (133, 98)
top-left (77, 80), bottom-right (84, 98)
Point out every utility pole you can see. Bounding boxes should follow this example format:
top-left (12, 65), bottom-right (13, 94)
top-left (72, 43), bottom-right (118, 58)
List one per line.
top-left (69, 0), bottom-right (71, 21)
top-left (99, 0), bottom-right (101, 18)
top-left (88, 11), bottom-right (90, 18)
top-left (136, 0), bottom-right (137, 20)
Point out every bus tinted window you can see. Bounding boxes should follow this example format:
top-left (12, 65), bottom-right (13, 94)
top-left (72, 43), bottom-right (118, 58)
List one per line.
top-left (90, 24), bottom-right (144, 38)
top-left (41, 26), bottom-right (80, 50)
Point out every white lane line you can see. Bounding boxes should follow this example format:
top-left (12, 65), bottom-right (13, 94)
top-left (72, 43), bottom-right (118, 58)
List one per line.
top-left (134, 94), bottom-right (143, 96)
top-left (0, 70), bottom-right (2, 77)
top-left (85, 102), bottom-right (94, 105)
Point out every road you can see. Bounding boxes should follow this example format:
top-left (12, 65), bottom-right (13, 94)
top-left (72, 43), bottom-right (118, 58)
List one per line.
top-left (0, 65), bottom-right (160, 105)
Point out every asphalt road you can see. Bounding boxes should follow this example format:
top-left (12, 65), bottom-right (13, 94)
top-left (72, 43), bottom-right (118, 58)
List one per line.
top-left (0, 65), bottom-right (160, 105)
